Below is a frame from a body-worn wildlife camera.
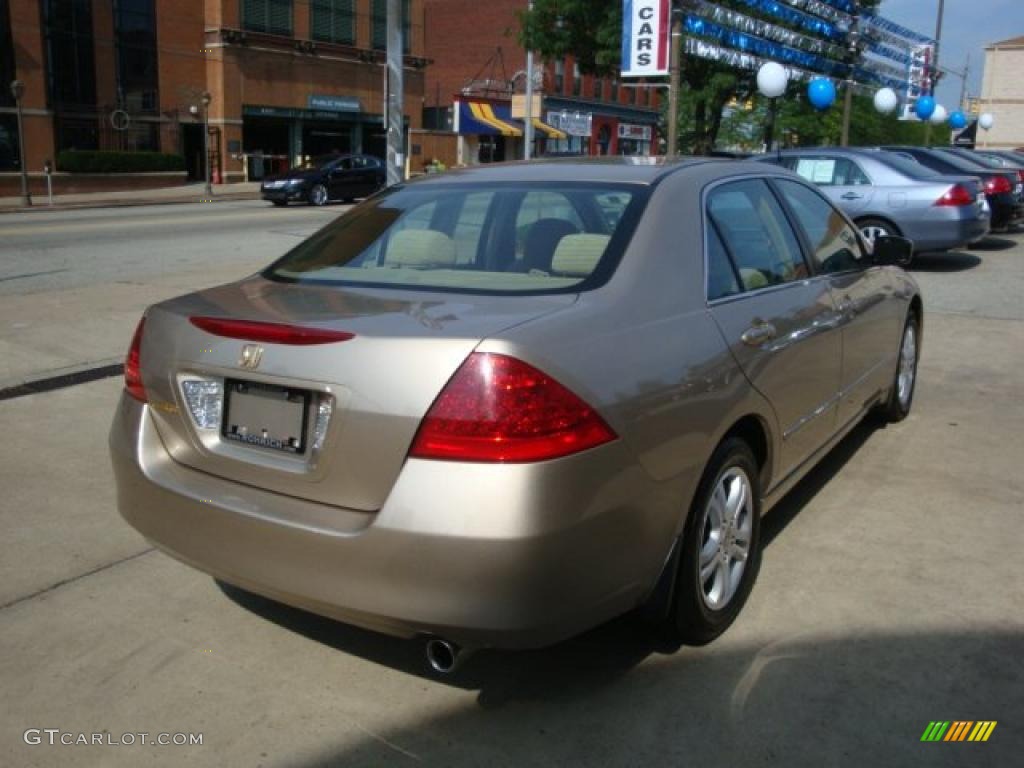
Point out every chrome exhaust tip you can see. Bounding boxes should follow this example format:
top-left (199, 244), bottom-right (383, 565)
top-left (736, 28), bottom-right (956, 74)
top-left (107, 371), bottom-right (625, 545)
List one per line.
top-left (425, 638), bottom-right (462, 674)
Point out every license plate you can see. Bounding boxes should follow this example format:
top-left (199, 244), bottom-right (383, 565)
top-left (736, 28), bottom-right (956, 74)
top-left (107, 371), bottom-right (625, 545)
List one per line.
top-left (222, 380), bottom-right (310, 454)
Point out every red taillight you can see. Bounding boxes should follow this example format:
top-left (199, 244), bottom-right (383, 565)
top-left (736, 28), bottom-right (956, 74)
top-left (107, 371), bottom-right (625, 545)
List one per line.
top-left (935, 184), bottom-right (974, 206)
top-left (189, 316), bottom-right (355, 345)
top-left (409, 352), bottom-right (617, 463)
top-left (124, 317), bottom-right (147, 403)
top-left (983, 175), bottom-right (1012, 195)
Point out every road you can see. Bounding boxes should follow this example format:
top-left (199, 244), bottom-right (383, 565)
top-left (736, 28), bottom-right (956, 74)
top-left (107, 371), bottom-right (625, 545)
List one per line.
top-left (0, 208), bottom-right (1022, 766)
top-left (0, 201), bottom-right (345, 388)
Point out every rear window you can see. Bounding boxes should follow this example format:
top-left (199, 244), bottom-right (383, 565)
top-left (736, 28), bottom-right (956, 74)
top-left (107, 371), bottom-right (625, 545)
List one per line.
top-left (265, 183), bottom-right (645, 294)
top-left (872, 152), bottom-right (941, 180)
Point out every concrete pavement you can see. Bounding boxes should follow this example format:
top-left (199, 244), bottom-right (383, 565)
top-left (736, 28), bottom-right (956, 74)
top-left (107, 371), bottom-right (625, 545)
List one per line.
top-left (0, 200), bottom-right (347, 390)
top-left (0, 235), bottom-right (1021, 766)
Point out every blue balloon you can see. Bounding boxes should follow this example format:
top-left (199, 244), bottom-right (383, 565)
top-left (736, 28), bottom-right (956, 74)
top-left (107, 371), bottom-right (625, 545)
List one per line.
top-left (949, 110), bottom-right (968, 130)
top-left (915, 95), bottom-right (936, 121)
top-left (807, 78), bottom-right (836, 110)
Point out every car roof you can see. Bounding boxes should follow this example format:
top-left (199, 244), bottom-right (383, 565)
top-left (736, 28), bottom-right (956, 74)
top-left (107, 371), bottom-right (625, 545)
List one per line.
top-left (403, 156), bottom-right (752, 186)
top-left (759, 147), bottom-right (877, 157)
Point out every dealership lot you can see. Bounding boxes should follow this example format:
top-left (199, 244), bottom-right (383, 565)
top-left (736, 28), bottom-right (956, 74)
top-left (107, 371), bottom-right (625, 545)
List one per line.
top-left (1, 219), bottom-right (1022, 766)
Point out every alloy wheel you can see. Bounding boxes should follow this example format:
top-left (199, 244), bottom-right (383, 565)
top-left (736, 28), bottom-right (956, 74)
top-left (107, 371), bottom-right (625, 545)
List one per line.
top-left (897, 323), bottom-right (917, 409)
top-left (698, 467), bottom-right (754, 611)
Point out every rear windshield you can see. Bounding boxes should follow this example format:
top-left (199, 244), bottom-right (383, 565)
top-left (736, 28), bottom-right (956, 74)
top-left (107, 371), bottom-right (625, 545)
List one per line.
top-left (872, 152), bottom-right (941, 179)
top-left (265, 182), bottom-right (646, 294)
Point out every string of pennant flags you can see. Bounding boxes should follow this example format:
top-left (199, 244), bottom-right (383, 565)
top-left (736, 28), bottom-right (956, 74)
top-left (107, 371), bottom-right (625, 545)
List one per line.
top-left (623, 0), bottom-right (936, 103)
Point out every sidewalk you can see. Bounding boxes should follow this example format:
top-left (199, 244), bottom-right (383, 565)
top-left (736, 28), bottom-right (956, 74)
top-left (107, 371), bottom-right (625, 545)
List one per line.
top-left (0, 181), bottom-right (261, 213)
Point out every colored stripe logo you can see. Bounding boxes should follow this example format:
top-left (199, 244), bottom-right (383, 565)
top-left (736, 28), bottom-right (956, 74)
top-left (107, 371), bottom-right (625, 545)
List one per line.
top-left (921, 721), bottom-right (997, 742)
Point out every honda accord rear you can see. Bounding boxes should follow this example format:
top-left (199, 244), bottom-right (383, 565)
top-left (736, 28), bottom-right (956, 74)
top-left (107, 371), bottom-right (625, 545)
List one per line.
top-left (110, 159), bottom-right (921, 658)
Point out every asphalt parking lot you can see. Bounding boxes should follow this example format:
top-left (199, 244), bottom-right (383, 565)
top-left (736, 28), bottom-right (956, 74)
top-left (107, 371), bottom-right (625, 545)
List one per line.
top-left (1, 228), bottom-right (1022, 767)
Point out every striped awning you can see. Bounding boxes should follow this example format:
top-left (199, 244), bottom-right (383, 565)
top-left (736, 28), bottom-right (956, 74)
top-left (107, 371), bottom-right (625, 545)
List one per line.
top-left (528, 117), bottom-right (568, 140)
top-left (456, 100), bottom-right (523, 136)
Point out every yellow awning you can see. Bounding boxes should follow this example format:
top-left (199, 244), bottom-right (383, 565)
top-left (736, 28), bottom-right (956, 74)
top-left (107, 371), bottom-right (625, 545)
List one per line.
top-left (530, 118), bottom-right (568, 140)
top-left (468, 102), bottom-right (522, 137)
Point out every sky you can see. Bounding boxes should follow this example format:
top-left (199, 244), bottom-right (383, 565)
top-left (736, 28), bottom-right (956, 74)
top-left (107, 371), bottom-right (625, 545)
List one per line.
top-left (878, 0), bottom-right (1024, 108)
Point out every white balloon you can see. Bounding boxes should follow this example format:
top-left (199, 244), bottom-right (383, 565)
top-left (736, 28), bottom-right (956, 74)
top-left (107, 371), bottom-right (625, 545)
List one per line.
top-left (874, 87), bottom-right (899, 114)
top-left (929, 105), bottom-right (948, 125)
top-left (979, 112), bottom-right (994, 130)
top-left (757, 61), bottom-right (788, 99)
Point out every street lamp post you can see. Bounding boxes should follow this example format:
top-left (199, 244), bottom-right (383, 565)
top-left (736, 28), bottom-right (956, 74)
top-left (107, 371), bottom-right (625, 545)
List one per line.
top-left (10, 80), bottom-right (32, 207)
top-left (201, 91), bottom-right (212, 195)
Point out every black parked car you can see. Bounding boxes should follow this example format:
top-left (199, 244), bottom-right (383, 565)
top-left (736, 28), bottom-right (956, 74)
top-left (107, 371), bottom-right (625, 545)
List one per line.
top-left (881, 146), bottom-right (1023, 230)
top-left (261, 154), bottom-right (385, 207)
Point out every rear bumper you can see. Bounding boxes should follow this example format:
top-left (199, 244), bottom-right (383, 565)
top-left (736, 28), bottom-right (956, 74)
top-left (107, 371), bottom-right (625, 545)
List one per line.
top-left (109, 395), bottom-right (680, 649)
top-left (905, 214), bottom-right (990, 252)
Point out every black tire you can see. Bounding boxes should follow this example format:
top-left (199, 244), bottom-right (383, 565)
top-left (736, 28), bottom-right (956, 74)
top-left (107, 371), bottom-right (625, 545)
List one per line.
top-left (856, 217), bottom-right (898, 245)
top-left (271, 200), bottom-right (287, 207)
top-left (308, 184), bottom-right (329, 206)
top-left (877, 312), bottom-right (920, 423)
top-left (668, 438), bottom-right (762, 645)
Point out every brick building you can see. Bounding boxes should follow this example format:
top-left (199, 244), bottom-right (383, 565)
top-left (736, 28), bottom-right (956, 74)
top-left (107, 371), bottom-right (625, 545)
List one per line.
top-left (977, 35), bottom-right (1024, 150)
top-left (0, 0), bottom-right (425, 190)
top-left (422, 0), bottom-right (660, 164)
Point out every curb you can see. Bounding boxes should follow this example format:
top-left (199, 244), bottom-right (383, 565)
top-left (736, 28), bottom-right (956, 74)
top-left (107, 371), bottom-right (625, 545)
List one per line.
top-left (0, 192), bottom-right (261, 215)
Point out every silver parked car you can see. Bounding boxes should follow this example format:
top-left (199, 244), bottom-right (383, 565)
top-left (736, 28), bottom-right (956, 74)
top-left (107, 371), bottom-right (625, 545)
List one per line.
top-left (110, 159), bottom-right (922, 670)
top-left (756, 147), bottom-right (990, 251)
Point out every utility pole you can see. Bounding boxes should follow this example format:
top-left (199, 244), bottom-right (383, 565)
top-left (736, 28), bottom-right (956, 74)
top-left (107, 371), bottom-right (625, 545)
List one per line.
top-left (840, 7), bottom-right (860, 147)
top-left (924, 0), bottom-right (946, 145)
top-left (384, 0), bottom-right (404, 186)
top-left (201, 91), bottom-right (212, 195)
top-left (524, 1), bottom-right (535, 160)
top-left (666, 13), bottom-right (682, 158)
top-left (10, 80), bottom-right (31, 207)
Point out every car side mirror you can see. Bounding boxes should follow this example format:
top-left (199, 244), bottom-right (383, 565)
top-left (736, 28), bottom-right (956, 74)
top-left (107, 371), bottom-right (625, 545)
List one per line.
top-left (871, 235), bottom-right (913, 267)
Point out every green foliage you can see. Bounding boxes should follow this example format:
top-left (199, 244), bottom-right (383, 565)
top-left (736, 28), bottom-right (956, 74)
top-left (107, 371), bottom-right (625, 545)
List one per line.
top-left (518, 0), bottom-right (624, 77)
top-left (717, 89), bottom-right (930, 152)
top-left (56, 151), bottom-right (186, 174)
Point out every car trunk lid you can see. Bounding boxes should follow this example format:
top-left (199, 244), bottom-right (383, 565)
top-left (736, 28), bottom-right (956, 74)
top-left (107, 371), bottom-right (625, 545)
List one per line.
top-left (139, 276), bottom-right (577, 511)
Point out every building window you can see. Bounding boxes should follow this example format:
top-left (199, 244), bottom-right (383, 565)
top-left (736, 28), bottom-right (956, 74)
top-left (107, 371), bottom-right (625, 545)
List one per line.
top-left (43, 0), bottom-right (97, 109)
top-left (0, 0), bottom-right (14, 107)
top-left (115, 0), bottom-right (159, 113)
top-left (372, 0), bottom-right (411, 52)
top-left (242, 0), bottom-right (293, 36)
top-left (571, 62), bottom-right (581, 96)
top-left (55, 116), bottom-right (99, 151)
top-left (0, 114), bottom-right (19, 170)
top-left (312, 0), bottom-right (355, 44)
top-left (554, 60), bottom-right (564, 94)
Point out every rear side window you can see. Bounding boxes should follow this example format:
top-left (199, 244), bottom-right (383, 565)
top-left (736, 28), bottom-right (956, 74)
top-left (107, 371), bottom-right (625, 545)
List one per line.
top-left (707, 180), bottom-right (809, 293)
top-left (793, 157), bottom-right (870, 186)
top-left (775, 180), bottom-right (866, 274)
top-left (266, 183), bottom-right (643, 294)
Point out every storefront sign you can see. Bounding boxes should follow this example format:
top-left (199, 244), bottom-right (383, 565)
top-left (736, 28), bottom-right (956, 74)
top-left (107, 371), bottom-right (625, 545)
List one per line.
top-left (307, 94), bottom-right (362, 112)
top-left (547, 111), bottom-right (593, 137)
top-left (618, 123), bottom-right (653, 141)
top-left (621, 0), bottom-right (670, 77)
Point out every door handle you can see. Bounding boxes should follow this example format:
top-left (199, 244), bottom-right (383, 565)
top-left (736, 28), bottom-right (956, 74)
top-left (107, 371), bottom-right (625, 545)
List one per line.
top-left (741, 322), bottom-right (777, 347)
top-left (841, 192), bottom-right (862, 200)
